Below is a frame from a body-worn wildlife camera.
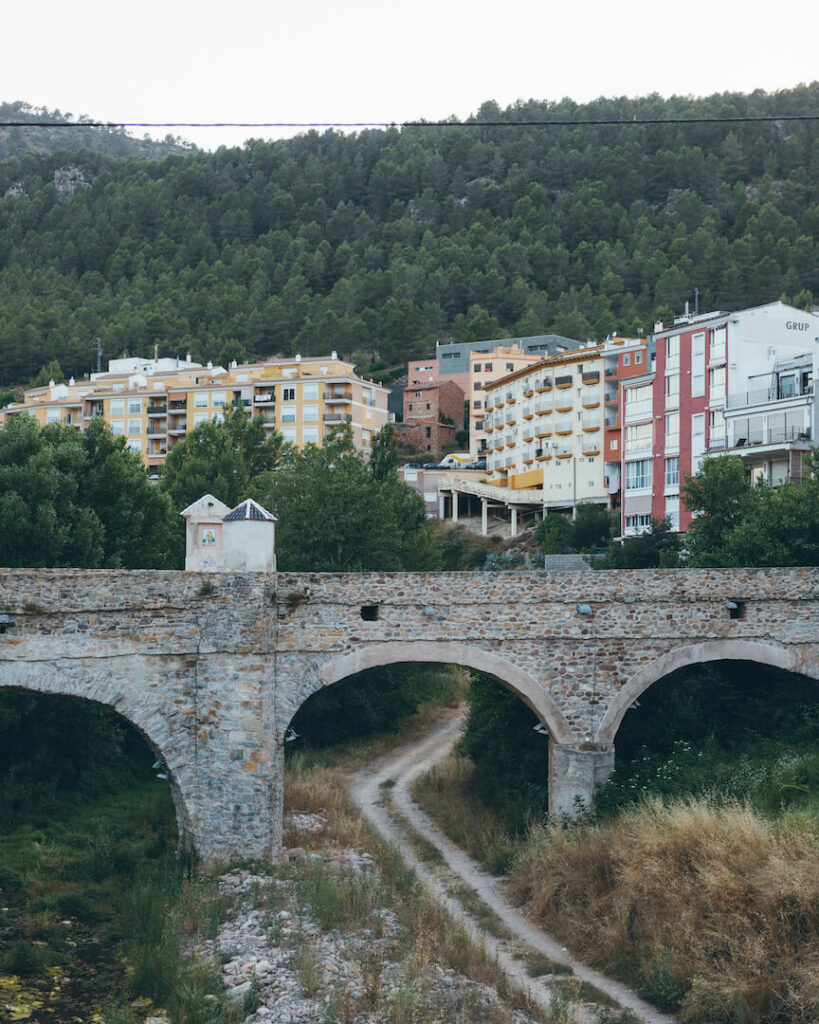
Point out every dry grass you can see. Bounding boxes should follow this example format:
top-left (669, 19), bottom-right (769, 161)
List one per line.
top-left (509, 798), bottom-right (819, 1023)
top-left (283, 756), bottom-right (570, 1023)
top-left (410, 754), bottom-right (519, 875)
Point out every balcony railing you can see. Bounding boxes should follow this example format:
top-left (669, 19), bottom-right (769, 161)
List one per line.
top-left (725, 386), bottom-right (813, 410)
top-left (147, 404), bottom-right (167, 415)
top-left (582, 371), bottom-right (600, 384)
top-left (555, 375), bottom-right (573, 388)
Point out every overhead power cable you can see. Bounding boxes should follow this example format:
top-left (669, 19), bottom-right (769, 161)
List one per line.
top-left (1, 114), bottom-right (818, 130)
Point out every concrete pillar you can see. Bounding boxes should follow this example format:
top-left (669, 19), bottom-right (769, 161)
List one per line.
top-left (549, 743), bottom-right (615, 818)
top-left (510, 507), bottom-right (518, 537)
top-left (452, 490), bottom-right (459, 522)
top-left (481, 499), bottom-right (488, 536)
top-left (439, 491), bottom-right (446, 520)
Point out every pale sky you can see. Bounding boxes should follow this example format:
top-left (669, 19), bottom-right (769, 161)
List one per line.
top-left (4, 0), bottom-right (817, 151)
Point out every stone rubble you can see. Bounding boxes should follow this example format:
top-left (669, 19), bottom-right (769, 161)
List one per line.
top-left (191, 811), bottom-right (543, 1024)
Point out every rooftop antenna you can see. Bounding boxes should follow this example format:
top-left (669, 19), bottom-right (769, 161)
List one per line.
top-left (95, 337), bottom-right (103, 374)
top-left (694, 287), bottom-right (699, 316)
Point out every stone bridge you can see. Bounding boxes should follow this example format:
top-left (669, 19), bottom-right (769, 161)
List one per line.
top-left (1, 567), bottom-right (817, 862)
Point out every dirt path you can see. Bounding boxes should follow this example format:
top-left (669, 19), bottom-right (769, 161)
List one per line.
top-left (348, 709), bottom-right (675, 1024)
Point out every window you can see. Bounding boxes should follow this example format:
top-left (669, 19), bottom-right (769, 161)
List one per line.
top-left (625, 422), bottom-right (652, 454)
top-left (282, 386), bottom-right (296, 402)
top-left (47, 409), bottom-right (61, 424)
top-left (710, 408), bottom-right (725, 441)
top-left (709, 365), bottom-right (725, 401)
top-left (610, 438), bottom-right (618, 450)
top-left (194, 412), bottom-right (208, 426)
top-left (692, 332), bottom-right (705, 397)
top-left (692, 413), bottom-right (706, 466)
top-left (473, 381), bottom-right (482, 391)
top-left (484, 363), bottom-right (493, 372)
top-left (625, 514), bottom-right (652, 532)
top-left (506, 362), bottom-right (513, 371)
top-left (625, 383), bottom-right (653, 421)
top-left (778, 374), bottom-right (796, 399)
top-left (302, 425), bottom-right (319, 443)
top-left (281, 427), bottom-right (296, 442)
top-left (665, 457), bottom-right (680, 487)
top-left (194, 392), bottom-right (208, 408)
top-left (128, 399), bottom-right (142, 415)
top-left (666, 337), bottom-right (680, 369)
top-left (473, 400), bottom-right (482, 410)
top-left (128, 419), bottom-right (141, 436)
top-left (665, 374), bottom-right (679, 408)
top-left (303, 405), bottom-right (318, 422)
top-left (635, 351), bottom-right (643, 363)
top-left (110, 399), bottom-right (125, 416)
top-left (127, 439), bottom-right (141, 454)
top-left (425, 427), bottom-right (431, 438)
top-left (665, 496), bottom-right (680, 531)
top-left (110, 420), bottom-right (125, 435)
top-left (211, 391), bottom-right (227, 408)
top-left (623, 353), bottom-right (631, 366)
top-left (625, 459), bottom-right (652, 490)
top-left (710, 326), bottom-right (726, 361)
top-left (665, 412), bottom-right (680, 450)
top-left (303, 383), bottom-right (318, 400)
top-left (281, 410), bottom-right (296, 423)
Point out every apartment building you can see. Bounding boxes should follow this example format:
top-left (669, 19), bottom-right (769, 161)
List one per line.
top-left (2, 352), bottom-right (389, 470)
top-left (432, 334), bottom-right (578, 393)
top-left (482, 345), bottom-right (609, 510)
top-left (620, 301), bottom-right (818, 535)
top-left (468, 346), bottom-right (541, 458)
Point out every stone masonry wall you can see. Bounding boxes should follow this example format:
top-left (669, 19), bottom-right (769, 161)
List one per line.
top-left (1, 567), bottom-right (818, 860)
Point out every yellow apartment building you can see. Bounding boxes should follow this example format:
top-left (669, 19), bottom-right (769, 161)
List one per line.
top-left (2, 352), bottom-right (390, 471)
top-left (468, 345), bottom-right (541, 459)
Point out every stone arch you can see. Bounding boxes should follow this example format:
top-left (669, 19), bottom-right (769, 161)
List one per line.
top-left (0, 658), bottom-right (195, 851)
top-left (317, 640), bottom-right (574, 743)
top-left (596, 640), bottom-right (819, 744)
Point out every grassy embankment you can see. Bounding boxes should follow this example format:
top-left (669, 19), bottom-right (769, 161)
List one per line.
top-left (412, 668), bottom-right (819, 1023)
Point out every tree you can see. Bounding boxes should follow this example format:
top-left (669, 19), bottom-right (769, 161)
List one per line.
top-left (80, 417), bottom-right (179, 569)
top-left (161, 406), bottom-right (285, 512)
top-left (0, 414), bottom-right (177, 568)
top-left (681, 456), bottom-right (757, 566)
top-left (253, 424), bottom-right (440, 572)
top-left (601, 517), bottom-right (681, 568)
top-left (682, 451), bottom-right (819, 568)
top-left (368, 422), bottom-right (399, 483)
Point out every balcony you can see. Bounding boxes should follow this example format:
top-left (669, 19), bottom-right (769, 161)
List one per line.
top-left (556, 449), bottom-right (573, 459)
top-left (324, 389), bottom-right (352, 402)
top-left (505, 412), bottom-right (517, 425)
top-left (523, 454), bottom-right (534, 464)
top-left (522, 406), bottom-right (534, 419)
top-left (535, 402), bottom-right (552, 415)
top-left (505, 392), bottom-right (515, 403)
top-left (523, 385), bottom-right (534, 397)
top-left (582, 371), bottom-right (600, 384)
top-left (582, 390), bottom-right (600, 408)
top-left (555, 375), bottom-right (573, 388)
top-left (536, 378), bottom-right (552, 392)
top-left (147, 404), bottom-right (167, 416)
top-left (169, 400), bottom-right (187, 411)
top-left (535, 449), bottom-right (552, 461)
top-left (582, 442), bottom-right (601, 455)
top-left (555, 398), bottom-right (573, 413)
top-left (535, 425), bottom-right (552, 438)
top-left (522, 428), bottom-right (534, 441)
top-left (254, 393), bottom-right (275, 405)
top-left (323, 412), bottom-right (352, 423)
top-left (605, 367), bottom-right (617, 377)
top-left (147, 426), bottom-right (167, 437)
top-left (168, 420), bottom-right (187, 434)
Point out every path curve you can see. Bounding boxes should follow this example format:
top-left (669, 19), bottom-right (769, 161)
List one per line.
top-left (348, 709), bottom-right (674, 1024)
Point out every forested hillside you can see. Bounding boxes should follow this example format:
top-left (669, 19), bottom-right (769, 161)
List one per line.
top-left (0, 87), bottom-right (817, 387)
top-left (0, 102), bottom-right (194, 162)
